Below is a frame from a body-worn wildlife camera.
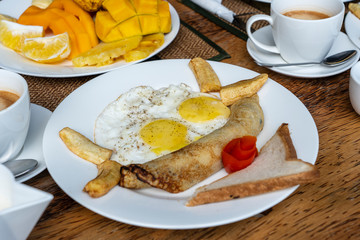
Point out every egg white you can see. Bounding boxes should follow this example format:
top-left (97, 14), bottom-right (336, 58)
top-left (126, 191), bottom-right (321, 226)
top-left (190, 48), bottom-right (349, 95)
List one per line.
top-left (94, 84), bottom-right (229, 165)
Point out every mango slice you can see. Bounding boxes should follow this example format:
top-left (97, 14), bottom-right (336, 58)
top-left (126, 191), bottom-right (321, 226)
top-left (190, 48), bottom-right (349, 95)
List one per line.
top-left (132, 0), bottom-right (158, 15)
top-left (95, 0), bottom-right (171, 43)
top-left (158, 0), bottom-right (171, 33)
top-left (103, 0), bottom-right (136, 23)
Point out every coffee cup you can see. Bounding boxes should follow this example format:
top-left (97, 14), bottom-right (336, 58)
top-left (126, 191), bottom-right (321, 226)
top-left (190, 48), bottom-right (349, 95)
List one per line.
top-left (246, 0), bottom-right (345, 63)
top-left (0, 70), bottom-right (30, 163)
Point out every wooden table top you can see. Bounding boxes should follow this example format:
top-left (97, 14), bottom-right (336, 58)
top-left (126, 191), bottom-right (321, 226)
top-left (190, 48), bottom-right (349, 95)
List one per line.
top-left (23, 0), bottom-right (360, 239)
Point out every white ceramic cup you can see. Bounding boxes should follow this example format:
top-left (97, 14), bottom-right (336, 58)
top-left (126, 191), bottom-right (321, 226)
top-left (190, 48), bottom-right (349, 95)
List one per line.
top-left (349, 62), bottom-right (360, 115)
top-left (246, 0), bottom-right (345, 63)
top-left (0, 70), bottom-right (30, 163)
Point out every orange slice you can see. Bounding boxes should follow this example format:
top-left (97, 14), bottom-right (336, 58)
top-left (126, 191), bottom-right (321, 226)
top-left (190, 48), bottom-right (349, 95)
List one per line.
top-left (22, 32), bottom-right (71, 63)
top-left (0, 20), bottom-right (43, 51)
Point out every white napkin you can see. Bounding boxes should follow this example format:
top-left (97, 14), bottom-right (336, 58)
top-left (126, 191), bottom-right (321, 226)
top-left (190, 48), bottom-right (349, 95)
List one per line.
top-left (0, 164), bottom-right (14, 211)
top-left (190, 0), bottom-right (235, 23)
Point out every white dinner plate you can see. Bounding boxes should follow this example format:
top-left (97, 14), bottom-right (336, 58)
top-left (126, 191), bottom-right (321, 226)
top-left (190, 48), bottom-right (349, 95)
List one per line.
top-left (43, 59), bottom-right (319, 229)
top-left (345, 11), bottom-right (360, 50)
top-left (16, 104), bottom-right (52, 183)
top-left (247, 25), bottom-right (359, 78)
top-left (0, 0), bottom-right (180, 78)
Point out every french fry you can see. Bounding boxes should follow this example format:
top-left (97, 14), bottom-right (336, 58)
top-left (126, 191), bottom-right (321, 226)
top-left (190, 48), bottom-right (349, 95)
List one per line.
top-left (59, 127), bottom-right (112, 165)
top-left (220, 73), bottom-right (268, 106)
top-left (189, 57), bottom-right (221, 92)
top-left (349, 3), bottom-right (360, 19)
top-left (83, 160), bottom-right (121, 198)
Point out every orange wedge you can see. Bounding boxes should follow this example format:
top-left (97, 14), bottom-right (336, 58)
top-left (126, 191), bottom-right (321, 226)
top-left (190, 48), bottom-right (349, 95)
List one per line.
top-left (0, 20), bottom-right (43, 52)
top-left (22, 32), bottom-right (71, 63)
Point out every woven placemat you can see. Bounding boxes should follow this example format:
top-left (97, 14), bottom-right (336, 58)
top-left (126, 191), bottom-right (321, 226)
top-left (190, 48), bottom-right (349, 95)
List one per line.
top-left (25, 22), bottom-right (229, 111)
top-left (180, 0), bottom-right (269, 40)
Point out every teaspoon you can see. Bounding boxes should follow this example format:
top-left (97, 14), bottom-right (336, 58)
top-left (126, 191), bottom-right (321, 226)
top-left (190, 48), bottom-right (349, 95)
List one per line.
top-left (256, 50), bottom-right (357, 67)
top-left (3, 159), bottom-right (38, 178)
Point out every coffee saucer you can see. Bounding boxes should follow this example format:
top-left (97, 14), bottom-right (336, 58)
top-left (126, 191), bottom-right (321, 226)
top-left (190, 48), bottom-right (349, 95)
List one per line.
top-left (13, 104), bottom-right (52, 183)
top-left (246, 25), bottom-right (360, 78)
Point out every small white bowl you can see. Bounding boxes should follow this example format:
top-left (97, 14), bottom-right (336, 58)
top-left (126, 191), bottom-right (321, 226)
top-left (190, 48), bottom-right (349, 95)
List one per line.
top-left (0, 165), bottom-right (53, 240)
top-left (349, 61), bottom-right (360, 115)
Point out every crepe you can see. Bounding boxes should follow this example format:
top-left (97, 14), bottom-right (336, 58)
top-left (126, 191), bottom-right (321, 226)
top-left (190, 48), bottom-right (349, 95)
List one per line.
top-left (119, 95), bottom-right (264, 193)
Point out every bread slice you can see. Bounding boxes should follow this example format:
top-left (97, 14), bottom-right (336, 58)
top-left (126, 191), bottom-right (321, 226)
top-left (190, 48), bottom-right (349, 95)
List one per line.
top-left (186, 123), bottom-right (319, 206)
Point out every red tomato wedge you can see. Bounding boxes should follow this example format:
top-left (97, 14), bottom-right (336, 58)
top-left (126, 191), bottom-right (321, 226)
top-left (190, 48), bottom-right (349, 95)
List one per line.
top-left (222, 136), bottom-right (258, 173)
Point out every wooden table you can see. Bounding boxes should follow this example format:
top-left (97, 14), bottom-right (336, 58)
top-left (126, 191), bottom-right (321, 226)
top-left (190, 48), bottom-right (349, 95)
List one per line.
top-left (24, 0), bottom-right (360, 239)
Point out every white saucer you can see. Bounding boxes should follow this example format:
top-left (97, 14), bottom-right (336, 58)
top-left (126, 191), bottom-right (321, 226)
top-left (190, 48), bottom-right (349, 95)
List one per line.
top-left (14, 104), bottom-right (52, 183)
top-left (247, 25), bottom-right (360, 78)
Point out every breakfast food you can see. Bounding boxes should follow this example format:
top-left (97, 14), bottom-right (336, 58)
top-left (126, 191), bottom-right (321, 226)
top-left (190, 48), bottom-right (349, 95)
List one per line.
top-left (95, 84), bottom-right (231, 166)
top-left (186, 123), bottom-right (320, 206)
top-left (83, 160), bottom-right (121, 197)
top-left (96, 0), bottom-right (171, 42)
top-left (124, 33), bottom-right (164, 62)
top-left (220, 73), bottom-right (268, 106)
top-left (0, 0), bottom-right (172, 66)
top-left (221, 135), bottom-right (258, 173)
top-left (22, 32), bottom-right (70, 63)
top-left (72, 35), bottom-right (142, 67)
top-left (119, 95), bottom-right (264, 193)
top-left (18, 0), bottom-right (98, 59)
top-left (0, 20), bottom-right (43, 52)
top-left (189, 57), bottom-right (221, 93)
top-left (73, 0), bottom-right (104, 12)
top-left (59, 127), bottom-right (112, 165)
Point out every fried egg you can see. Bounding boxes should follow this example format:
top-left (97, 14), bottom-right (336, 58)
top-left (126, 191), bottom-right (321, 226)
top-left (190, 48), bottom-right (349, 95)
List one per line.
top-left (94, 84), bottom-right (230, 165)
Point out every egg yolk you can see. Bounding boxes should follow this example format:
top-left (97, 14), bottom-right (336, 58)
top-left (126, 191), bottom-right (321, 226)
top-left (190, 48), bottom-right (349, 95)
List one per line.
top-left (140, 119), bottom-right (190, 155)
top-left (178, 96), bottom-right (230, 123)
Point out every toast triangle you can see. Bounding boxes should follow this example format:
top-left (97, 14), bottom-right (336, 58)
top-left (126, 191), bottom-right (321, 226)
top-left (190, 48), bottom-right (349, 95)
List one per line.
top-left (186, 123), bottom-right (319, 206)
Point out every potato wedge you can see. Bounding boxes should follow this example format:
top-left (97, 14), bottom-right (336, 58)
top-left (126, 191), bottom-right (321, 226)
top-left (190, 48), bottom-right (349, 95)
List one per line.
top-left (220, 73), bottom-right (268, 106)
top-left (59, 127), bottom-right (112, 165)
top-left (83, 160), bottom-right (121, 198)
top-left (189, 57), bottom-right (221, 92)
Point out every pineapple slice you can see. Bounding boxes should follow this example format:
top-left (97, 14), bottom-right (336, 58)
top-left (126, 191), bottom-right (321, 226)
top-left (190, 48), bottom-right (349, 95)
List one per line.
top-left (72, 35), bottom-right (142, 67)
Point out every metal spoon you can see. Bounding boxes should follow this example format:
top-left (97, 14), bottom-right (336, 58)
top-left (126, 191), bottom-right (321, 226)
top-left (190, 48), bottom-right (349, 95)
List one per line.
top-left (256, 50), bottom-right (357, 67)
top-left (3, 159), bottom-right (38, 178)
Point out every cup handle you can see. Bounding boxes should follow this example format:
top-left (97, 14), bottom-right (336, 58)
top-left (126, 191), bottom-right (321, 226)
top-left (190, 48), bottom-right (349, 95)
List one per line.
top-left (246, 14), bottom-right (280, 54)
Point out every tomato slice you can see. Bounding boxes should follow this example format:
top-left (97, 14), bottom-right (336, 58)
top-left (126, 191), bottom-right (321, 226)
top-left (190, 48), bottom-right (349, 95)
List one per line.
top-left (240, 136), bottom-right (257, 150)
top-left (231, 140), bottom-right (256, 160)
top-left (221, 136), bottom-right (258, 173)
top-left (222, 150), bottom-right (257, 173)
